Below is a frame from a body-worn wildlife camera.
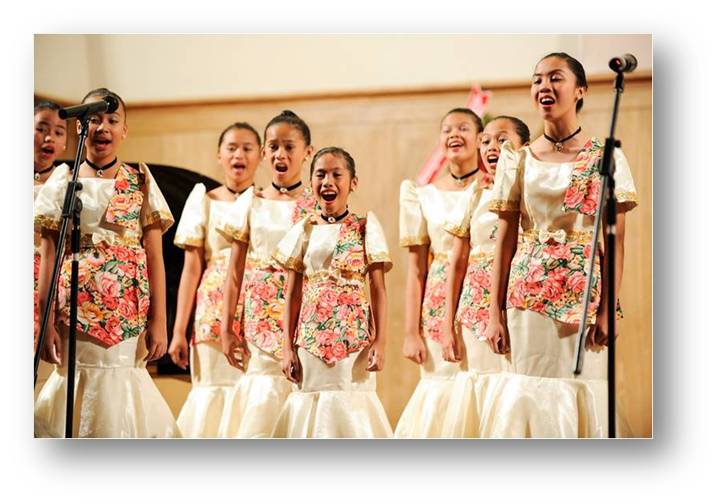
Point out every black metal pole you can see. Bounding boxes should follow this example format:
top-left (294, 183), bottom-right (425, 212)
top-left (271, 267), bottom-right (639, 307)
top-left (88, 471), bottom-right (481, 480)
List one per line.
top-left (573, 71), bottom-right (624, 438)
top-left (34, 115), bottom-right (89, 438)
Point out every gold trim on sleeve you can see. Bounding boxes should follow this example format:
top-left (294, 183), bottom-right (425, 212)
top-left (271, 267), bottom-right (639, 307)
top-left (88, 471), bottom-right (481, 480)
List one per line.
top-left (174, 235), bottom-right (204, 249)
top-left (34, 215), bottom-right (61, 231)
top-left (444, 223), bottom-right (469, 238)
top-left (488, 200), bottom-right (520, 212)
top-left (399, 235), bottom-right (430, 247)
top-left (273, 251), bottom-right (305, 272)
top-left (216, 224), bottom-right (250, 244)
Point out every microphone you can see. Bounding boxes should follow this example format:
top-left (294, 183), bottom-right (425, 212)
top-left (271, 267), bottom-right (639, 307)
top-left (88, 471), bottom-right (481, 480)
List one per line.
top-left (59, 95), bottom-right (120, 120)
top-left (609, 54), bottom-right (638, 73)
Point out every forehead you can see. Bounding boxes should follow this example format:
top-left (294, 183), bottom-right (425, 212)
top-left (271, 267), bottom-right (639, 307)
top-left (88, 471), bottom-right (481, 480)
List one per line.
top-left (442, 112), bottom-right (475, 127)
top-left (484, 119), bottom-right (515, 135)
top-left (314, 153), bottom-right (348, 171)
top-left (533, 56), bottom-right (571, 75)
top-left (34, 109), bottom-right (66, 128)
top-left (222, 128), bottom-right (258, 144)
top-left (265, 122), bottom-right (303, 141)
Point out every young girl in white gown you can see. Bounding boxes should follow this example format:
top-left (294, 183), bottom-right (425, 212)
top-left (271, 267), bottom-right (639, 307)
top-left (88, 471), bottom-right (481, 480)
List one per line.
top-left (272, 146), bottom-right (393, 438)
top-left (168, 123), bottom-right (261, 437)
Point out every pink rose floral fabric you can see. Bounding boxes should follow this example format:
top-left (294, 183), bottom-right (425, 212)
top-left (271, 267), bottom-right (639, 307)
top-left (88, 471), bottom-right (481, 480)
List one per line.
top-left (562, 137), bottom-right (604, 216)
top-left (297, 214), bottom-right (373, 364)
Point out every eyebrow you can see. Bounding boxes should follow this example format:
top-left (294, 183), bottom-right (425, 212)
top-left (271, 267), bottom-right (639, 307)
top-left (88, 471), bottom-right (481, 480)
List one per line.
top-left (533, 69), bottom-right (565, 77)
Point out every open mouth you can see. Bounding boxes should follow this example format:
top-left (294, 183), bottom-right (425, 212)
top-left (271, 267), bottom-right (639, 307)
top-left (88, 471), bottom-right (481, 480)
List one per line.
top-left (93, 137), bottom-right (112, 147)
top-left (487, 154), bottom-right (499, 166)
top-left (320, 191), bottom-right (337, 202)
top-left (539, 96), bottom-right (556, 106)
top-left (275, 163), bottom-right (288, 173)
top-left (40, 146), bottom-right (55, 156)
top-left (447, 140), bottom-right (464, 149)
top-left (232, 162), bottom-right (246, 171)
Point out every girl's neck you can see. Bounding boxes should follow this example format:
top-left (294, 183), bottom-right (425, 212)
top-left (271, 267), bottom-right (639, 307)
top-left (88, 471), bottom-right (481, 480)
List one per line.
top-left (447, 156), bottom-right (478, 178)
top-left (543, 115), bottom-right (580, 140)
top-left (226, 178), bottom-right (253, 194)
top-left (86, 154), bottom-right (118, 167)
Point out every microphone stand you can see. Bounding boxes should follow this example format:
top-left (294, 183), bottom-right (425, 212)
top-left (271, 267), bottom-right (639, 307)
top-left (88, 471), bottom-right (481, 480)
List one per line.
top-left (573, 70), bottom-right (626, 439)
top-left (34, 113), bottom-right (89, 438)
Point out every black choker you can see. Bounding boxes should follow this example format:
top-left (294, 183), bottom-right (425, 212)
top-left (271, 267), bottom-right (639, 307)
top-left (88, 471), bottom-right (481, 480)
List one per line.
top-left (272, 180), bottom-right (302, 194)
top-left (86, 157), bottom-right (118, 177)
top-left (449, 167), bottom-right (480, 187)
top-left (543, 127), bottom-right (582, 152)
top-left (34, 165), bottom-right (54, 181)
top-left (320, 209), bottom-right (349, 224)
top-left (225, 184), bottom-right (252, 196)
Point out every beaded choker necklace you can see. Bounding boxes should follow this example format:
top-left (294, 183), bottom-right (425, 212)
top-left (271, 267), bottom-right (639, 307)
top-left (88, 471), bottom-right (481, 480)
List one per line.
top-left (449, 167), bottom-right (480, 187)
top-left (271, 180), bottom-right (302, 194)
top-left (225, 184), bottom-right (252, 196)
top-left (86, 157), bottom-right (118, 177)
top-left (320, 208), bottom-right (349, 224)
top-left (543, 127), bottom-right (582, 152)
top-left (34, 165), bottom-right (54, 181)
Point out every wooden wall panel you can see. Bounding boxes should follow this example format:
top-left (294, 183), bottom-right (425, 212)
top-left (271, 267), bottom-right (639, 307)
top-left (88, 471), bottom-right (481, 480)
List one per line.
top-left (116, 75), bottom-right (652, 436)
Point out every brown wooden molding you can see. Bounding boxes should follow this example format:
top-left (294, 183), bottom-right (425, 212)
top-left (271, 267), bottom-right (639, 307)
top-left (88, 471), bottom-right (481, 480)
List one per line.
top-left (36, 70), bottom-right (650, 112)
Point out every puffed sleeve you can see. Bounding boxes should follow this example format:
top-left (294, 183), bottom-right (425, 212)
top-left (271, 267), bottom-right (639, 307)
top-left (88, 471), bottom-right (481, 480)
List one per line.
top-left (488, 142), bottom-right (524, 213)
top-left (173, 183), bottom-right (207, 249)
top-left (444, 179), bottom-right (479, 238)
top-left (216, 187), bottom-right (254, 243)
top-left (273, 216), bottom-right (310, 272)
top-left (366, 211), bottom-right (393, 272)
top-left (399, 179), bottom-right (429, 247)
top-left (139, 163), bottom-right (174, 234)
top-left (33, 163), bottom-right (71, 232)
top-left (613, 147), bottom-right (638, 212)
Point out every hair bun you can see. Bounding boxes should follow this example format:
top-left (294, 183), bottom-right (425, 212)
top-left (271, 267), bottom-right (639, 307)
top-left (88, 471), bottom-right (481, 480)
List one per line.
top-left (280, 110), bottom-right (298, 118)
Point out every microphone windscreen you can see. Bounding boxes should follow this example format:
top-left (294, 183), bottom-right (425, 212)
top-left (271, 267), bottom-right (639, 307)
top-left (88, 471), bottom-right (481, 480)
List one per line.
top-left (104, 95), bottom-right (120, 114)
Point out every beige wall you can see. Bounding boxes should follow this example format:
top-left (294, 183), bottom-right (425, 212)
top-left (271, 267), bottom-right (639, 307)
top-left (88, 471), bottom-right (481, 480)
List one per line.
top-left (117, 73), bottom-right (652, 436)
top-left (35, 34), bottom-right (651, 103)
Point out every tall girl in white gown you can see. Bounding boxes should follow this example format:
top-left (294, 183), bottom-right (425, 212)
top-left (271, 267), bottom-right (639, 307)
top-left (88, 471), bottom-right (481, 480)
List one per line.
top-left (440, 116), bottom-right (531, 437)
top-left (217, 110), bottom-right (317, 437)
top-left (486, 53), bottom-right (638, 437)
top-left (395, 108), bottom-right (484, 437)
top-left (168, 123), bottom-right (262, 438)
top-left (272, 147), bottom-right (393, 438)
top-left (34, 88), bottom-right (179, 437)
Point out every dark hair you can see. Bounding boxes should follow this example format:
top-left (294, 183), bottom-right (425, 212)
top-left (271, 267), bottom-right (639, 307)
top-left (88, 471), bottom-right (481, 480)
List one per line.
top-left (218, 122), bottom-right (261, 149)
top-left (81, 87), bottom-right (127, 116)
top-left (264, 109), bottom-right (311, 146)
top-left (442, 107), bottom-right (484, 133)
top-left (540, 52), bottom-right (588, 113)
top-left (34, 100), bottom-right (62, 115)
top-left (492, 115), bottom-right (531, 145)
top-left (311, 146), bottom-right (356, 179)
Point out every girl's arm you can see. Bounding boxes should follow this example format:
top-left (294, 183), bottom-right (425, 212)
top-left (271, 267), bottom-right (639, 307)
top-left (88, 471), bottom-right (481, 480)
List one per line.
top-left (143, 223), bottom-right (168, 362)
top-left (168, 247), bottom-right (205, 370)
top-left (37, 231), bottom-right (62, 364)
top-left (367, 264), bottom-right (387, 371)
top-left (220, 239), bottom-right (249, 369)
top-left (486, 213), bottom-right (520, 354)
top-left (402, 244), bottom-right (429, 364)
top-left (591, 210), bottom-right (627, 346)
top-left (281, 269), bottom-right (303, 383)
top-left (442, 236), bottom-right (470, 362)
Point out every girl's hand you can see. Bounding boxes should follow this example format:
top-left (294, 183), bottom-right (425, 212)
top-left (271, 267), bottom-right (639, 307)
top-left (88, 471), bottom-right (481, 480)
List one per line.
top-left (220, 329), bottom-right (250, 371)
top-left (587, 308), bottom-right (614, 349)
top-left (281, 348), bottom-right (301, 384)
top-left (366, 342), bottom-right (385, 372)
top-left (145, 319), bottom-right (168, 362)
top-left (402, 333), bottom-right (427, 364)
top-left (40, 325), bottom-right (62, 365)
top-left (440, 322), bottom-right (463, 363)
top-left (485, 313), bottom-right (511, 355)
top-left (168, 332), bottom-right (189, 370)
